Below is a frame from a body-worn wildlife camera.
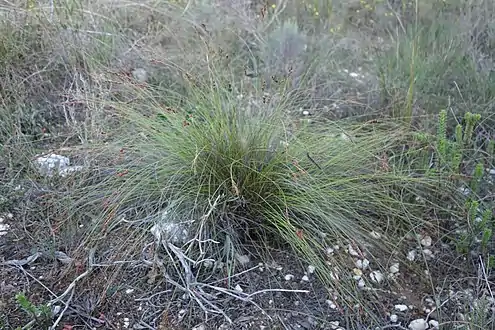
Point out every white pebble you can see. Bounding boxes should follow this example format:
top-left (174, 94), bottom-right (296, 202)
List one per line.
top-left (326, 300), bottom-right (337, 309)
top-left (408, 318), bottom-right (428, 330)
top-left (234, 284), bottom-right (243, 293)
top-left (0, 223), bottom-right (10, 236)
top-left (407, 250), bottom-right (417, 261)
top-left (235, 254), bottom-right (250, 266)
top-left (6, 213), bottom-right (13, 219)
top-left (389, 263), bottom-right (400, 274)
top-left (284, 274), bottom-right (294, 281)
top-left (420, 235), bottom-right (432, 247)
top-left (123, 317), bottom-right (130, 328)
top-left (125, 289), bottom-right (134, 294)
top-left (353, 268), bottom-right (363, 277)
top-left (52, 305), bottom-right (61, 316)
top-left (307, 265), bottom-right (316, 274)
top-left (357, 278), bottom-right (365, 288)
top-left (422, 249), bottom-right (433, 257)
top-left (390, 314), bottom-right (398, 323)
top-left (394, 304), bottom-right (408, 312)
top-left (348, 244), bottom-right (359, 257)
top-left (326, 247), bottom-right (335, 255)
top-left (428, 320), bottom-right (439, 329)
top-left (301, 275), bottom-right (310, 282)
top-left (302, 110), bottom-right (310, 116)
top-left (370, 270), bottom-right (384, 283)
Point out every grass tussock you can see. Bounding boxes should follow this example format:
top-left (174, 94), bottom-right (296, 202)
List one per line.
top-left (71, 74), bottom-right (463, 312)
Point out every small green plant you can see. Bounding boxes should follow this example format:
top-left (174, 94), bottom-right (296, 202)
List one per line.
top-left (430, 111), bottom-right (494, 264)
top-left (405, 109), bottom-right (493, 265)
top-left (15, 292), bottom-right (52, 327)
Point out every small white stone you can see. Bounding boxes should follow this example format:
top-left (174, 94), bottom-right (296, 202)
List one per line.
top-left (125, 289), bottom-right (134, 294)
top-left (329, 321), bottom-right (340, 330)
top-left (390, 314), bottom-right (398, 323)
top-left (52, 305), bottom-right (61, 316)
top-left (420, 235), bottom-right (432, 247)
top-left (370, 270), bottom-right (384, 283)
top-left (389, 263), bottom-right (400, 274)
top-left (348, 244), bottom-right (359, 257)
top-left (357, 278), bottom-right (365, 288)
top-left (353, 268), bottom-right (363, 277)
top-left (0, 223), bottom-right (10, 236)
top-left (408, 318), bottom-right (428, 330)
top-left (235, 254), bottom-right (250, 266)
top-left (123, 317), bottom-right (130, 328)
top-left (325, 247), bottom-right (335, 255)
top-left (428, 320), bottom-right (439, 329)
top-left (326, 300), bottom-right (337, 309)
top-left (407, 250), bottom-right (417, 261)
top-left (394, 304), bottom-right (408, 312)
top-left (234, 284), bottom-right (243, 293)
top-left (307, 265), bottom-right (316, 274)
top-left (361, 259), bottom-right (370, 269)
top-left (284, 274), bottom-right (294, 281)
top-left (302, 110), bottom-right (310, 116)
top-left (6, 213), bottom-right (13, 219)
top-left (422, 249), bottom-right (433, 257)
top-left (489, 168), bottom-right (495, 175)
top-left (301, 275), bottom-right (310, 282)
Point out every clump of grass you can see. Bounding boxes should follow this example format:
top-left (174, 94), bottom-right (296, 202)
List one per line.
top-left (72, 68), bottom-right (464, 320)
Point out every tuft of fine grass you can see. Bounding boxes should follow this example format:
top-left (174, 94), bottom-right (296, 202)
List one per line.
top-left (71, 69), bottom-right (464, 319)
